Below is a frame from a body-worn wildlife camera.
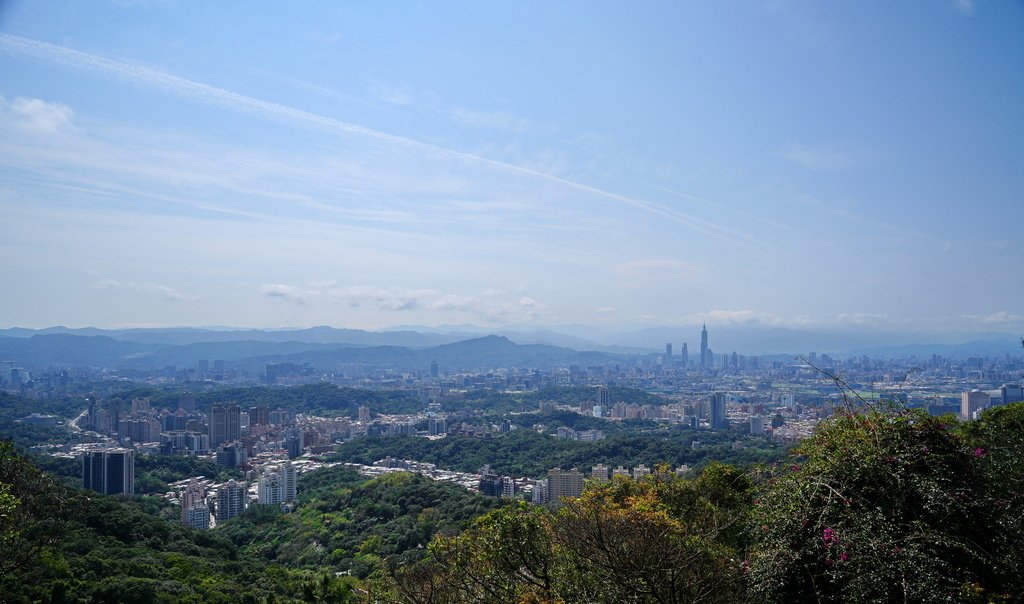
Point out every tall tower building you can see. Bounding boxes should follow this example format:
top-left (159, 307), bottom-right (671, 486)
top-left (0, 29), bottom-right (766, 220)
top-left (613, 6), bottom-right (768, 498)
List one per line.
top-left (216, 480), bottom-right (247, 523)
top-left (681, 343), bottom-right (688, 367)
top-left (248, 405), bottom-right (270, 427)
top-left (208, 403), bottom-right (241, 448)
top-left (961, 390), bottom-right (990, 421)
top-left (664, 343), bottom-right (672, 366)
top-left (700, 324), bottom-right (709, 369)
top-left (710, 393), bottom-right (727, 430)
top-left (82, 449), bottom-right (135, 495)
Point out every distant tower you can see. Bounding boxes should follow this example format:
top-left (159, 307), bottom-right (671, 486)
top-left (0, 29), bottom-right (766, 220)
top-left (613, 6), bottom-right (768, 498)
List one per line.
top-left (430, 360), bottom-right (439, 378)
top-left (710, 393), bottom-right (727, 430)
top-left (681, 343), bottom-right (688, 367)
top-left (664, 343), bottom-right (672, 366)
top-left (700, 324), bottom-right (709, 369)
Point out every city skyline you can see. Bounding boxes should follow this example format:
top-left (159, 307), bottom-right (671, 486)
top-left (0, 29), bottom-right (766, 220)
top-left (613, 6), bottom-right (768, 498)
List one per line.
top-left (1, 2), bottom-right (1022, 332)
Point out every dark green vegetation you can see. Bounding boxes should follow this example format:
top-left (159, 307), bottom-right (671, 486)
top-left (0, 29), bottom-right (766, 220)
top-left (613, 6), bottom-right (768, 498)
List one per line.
top-left (218, 467), bottom-right (505, 579)
top-left (0, 390), bottom-right (86, 449)
top-left (378, 404), bottom-right (1024, 603)
top-left (0, 439), bottom-right (354, 603)
top-left (330, 427), bottom-right (783, 478)
top-left (0, 442), bottom-right (500, 602)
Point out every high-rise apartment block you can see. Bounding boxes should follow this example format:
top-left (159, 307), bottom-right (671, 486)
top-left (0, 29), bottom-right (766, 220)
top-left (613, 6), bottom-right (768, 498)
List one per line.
top-left (1001, 384), bottom-right (1024, 406)
top-left (82, 449), bottom-right (135, 495)
top-left (547, 468), bottom-right (585, 503)
top-left (961, 389), bottom-right (990, 421)
top-left (257, 462), bottom-right (298, 505)
top-left (216, 480), bottom-right (247, 524)
top-left (181, 479), bottom-right (210, 530)
top-left (710, 393), bottom-right (727, 430)
top-left (208, 403), bottom-right (241, 448)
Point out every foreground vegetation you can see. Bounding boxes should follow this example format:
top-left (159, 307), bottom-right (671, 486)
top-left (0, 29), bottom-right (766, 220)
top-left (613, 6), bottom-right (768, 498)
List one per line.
top-left (0, 445), bottom-right (501, 603)
top-left (7, 401), bottom-right (1024, 602)
top-left (377, 404), bottom-right (1024, 603)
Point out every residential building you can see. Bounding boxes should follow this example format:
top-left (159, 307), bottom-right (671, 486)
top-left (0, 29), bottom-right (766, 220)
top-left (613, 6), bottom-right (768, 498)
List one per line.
top-left (82, 448), bottom-right (134, 495)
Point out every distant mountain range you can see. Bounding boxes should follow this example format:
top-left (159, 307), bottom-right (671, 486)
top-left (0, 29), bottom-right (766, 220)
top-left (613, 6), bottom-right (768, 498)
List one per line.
top-left (0, 324), bottom-right (1019, 372)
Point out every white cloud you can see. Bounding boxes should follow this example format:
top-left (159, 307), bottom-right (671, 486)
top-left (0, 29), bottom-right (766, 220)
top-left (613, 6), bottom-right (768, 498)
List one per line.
top-left (260, 283), bottom-right (548, 324)
top-left (835, 312), bottom-right (892, 325)
top-left (92, 275), bottom-right (201, 301)
top-left (961, 311), bottom-right (1024, 324)
top-left (0, 33), bottom-right (764, 249)
top-left (595, 306), bottom-right (617, 314)
top-left (261, 284), bottom-right (316, 305)
top-left (2, 95), bottom-right (75, 132)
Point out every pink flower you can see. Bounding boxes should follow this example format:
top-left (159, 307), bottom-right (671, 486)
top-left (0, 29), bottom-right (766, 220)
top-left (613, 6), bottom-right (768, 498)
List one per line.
top-left (974, 447), bottom-right (987, 458)
top-left (840, 552), bottom-right (850, 562)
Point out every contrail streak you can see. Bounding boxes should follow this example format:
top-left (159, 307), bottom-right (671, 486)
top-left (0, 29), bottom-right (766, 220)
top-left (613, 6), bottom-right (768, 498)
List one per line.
top-left (0, 33), bottom-right (764, 248)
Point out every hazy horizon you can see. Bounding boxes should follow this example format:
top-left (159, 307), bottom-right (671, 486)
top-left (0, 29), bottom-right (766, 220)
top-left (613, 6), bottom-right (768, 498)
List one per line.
top-left (2, 2), bottom-right (1022, 334)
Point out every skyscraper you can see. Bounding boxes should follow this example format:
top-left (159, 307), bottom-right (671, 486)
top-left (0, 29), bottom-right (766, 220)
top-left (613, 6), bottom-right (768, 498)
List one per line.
top-left (681, 343), bottom-right (688, 367)
top-left (700, 324), bottom-right (709, 369)
top-left (664, 343), bottom-right (672, 366)
top-left (82, 449), bottom-right (134, 495)
top-left (710, 393), bottom-right (727, 430)
top-left (208, 403), bottom-right (241, 448)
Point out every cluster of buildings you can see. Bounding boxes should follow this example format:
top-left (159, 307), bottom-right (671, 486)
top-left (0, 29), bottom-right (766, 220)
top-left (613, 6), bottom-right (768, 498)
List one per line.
top-left (960, 384), bottom-right (1023, 420)
top-left (80, 444), bottom-right (303, 531)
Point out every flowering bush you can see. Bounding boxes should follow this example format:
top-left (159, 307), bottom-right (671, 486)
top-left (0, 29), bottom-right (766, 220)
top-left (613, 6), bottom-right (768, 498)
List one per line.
top-left (747, 407), bottom-right (1019, 603)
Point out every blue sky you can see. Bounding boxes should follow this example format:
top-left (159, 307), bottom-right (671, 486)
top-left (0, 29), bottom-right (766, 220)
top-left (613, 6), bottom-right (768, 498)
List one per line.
top-left (1, 0), bottom-right (1021, 332)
